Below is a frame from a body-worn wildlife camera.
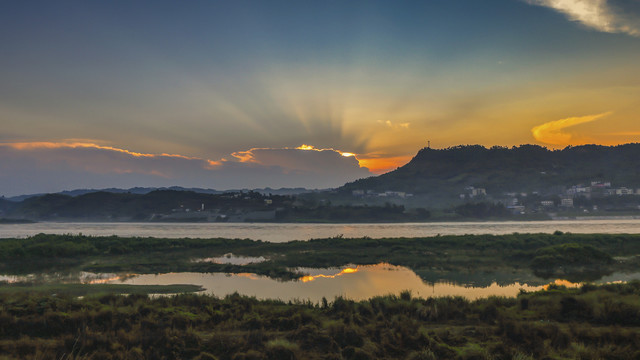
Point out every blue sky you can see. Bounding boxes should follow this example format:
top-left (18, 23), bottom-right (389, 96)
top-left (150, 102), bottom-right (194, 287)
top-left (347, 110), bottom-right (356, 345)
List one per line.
top-left (1, 0), bottom-right (640, 195)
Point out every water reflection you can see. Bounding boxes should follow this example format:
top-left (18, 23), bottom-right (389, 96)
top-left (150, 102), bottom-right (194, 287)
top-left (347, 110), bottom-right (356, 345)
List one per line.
top-left (4, 264), bottom-right (639, 302)
top-left (109, 264), bottom-right (548, 302)
top-left (298, 267), bottom-right (359, 282)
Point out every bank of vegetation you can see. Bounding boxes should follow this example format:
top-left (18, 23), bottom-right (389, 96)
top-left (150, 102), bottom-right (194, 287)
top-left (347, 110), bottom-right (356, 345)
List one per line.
top-left (1, 232), bottom-right (640, 283)
top-left (1, 282), bottom-right (640, 359)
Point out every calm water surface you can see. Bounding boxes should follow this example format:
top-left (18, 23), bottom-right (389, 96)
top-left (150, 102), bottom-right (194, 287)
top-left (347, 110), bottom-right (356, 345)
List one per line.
top-left (0, 264), bottom-right (554, 301)
top-left (2, 219), bottom-right (640, 242)
top-left (110, 264), bottom-right (547, 302)
top-left (4, 265), bottom-right (639, 302)
top-left (57, 264), bottom-right (640, 302)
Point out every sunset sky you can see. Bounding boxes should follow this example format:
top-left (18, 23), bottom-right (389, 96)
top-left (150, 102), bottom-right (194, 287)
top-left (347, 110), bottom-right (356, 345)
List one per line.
top-left (2, 0), bottom-right (640, 196)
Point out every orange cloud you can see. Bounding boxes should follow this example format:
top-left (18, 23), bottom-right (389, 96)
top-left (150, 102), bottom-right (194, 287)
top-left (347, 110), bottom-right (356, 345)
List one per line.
top-left (1, 141), bottom-right (206, 161)
top-left (230, 149), bottom-right (256, 163)
top-left (531, 112), bottom-right (612, 146)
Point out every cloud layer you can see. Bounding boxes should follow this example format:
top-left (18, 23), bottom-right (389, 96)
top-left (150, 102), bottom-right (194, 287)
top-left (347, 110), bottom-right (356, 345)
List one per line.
top-left (526, 0), bottom-right (640, 36)
top-left (0, 142), bottom-right (372, 196)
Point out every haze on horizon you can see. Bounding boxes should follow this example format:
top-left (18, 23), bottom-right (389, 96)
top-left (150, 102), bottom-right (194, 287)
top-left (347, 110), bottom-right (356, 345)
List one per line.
top-left (1, 0), bottom-right (640, 197)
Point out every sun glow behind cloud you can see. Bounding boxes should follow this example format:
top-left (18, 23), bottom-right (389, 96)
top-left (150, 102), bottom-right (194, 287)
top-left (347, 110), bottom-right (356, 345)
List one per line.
top-left (230, 144), bottom-right (404, 174)
top-left (0, 141), bottom-right (378, 195)
top-left (295, 144), bottom-right (356, 158)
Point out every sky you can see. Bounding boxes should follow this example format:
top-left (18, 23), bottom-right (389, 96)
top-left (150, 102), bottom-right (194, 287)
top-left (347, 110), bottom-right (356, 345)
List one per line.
top-left (1, 0), bottom-right (640, 196)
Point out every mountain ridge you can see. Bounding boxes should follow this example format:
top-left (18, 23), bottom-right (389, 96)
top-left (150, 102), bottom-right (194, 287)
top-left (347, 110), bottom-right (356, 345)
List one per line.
top-left (340, 143), bottom-right (640, 201)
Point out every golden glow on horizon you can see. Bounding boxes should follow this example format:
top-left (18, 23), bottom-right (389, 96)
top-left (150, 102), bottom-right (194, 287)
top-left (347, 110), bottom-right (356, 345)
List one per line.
top-left (358, 155), bottom-right (413, 174)
top-left (294, 144), bottom-right (407, 173)
top-left (299, 266), bottom-right (359, 283)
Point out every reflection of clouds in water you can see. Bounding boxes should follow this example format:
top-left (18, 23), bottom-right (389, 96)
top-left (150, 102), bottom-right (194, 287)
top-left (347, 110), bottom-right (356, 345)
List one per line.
top-left (299, 266), bottom-right (359, 282)
top-left (4, 266), bottom-right (640, 302)
top-left (111, 264), bottom-right (551, 302)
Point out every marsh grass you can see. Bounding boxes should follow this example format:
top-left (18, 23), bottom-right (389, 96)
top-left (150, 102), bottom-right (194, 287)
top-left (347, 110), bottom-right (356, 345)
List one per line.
top-left (0, 283), bottom-right (640, 359)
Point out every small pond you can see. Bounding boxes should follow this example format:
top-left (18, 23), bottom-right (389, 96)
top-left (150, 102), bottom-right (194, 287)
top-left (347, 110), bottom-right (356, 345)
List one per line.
top-left (102, 263), bottom-right (638, 302)
top-left (4, 264), bottom-right (638, 302)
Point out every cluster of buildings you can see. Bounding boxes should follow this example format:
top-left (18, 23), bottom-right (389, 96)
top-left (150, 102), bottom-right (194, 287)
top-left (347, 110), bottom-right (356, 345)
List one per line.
top-left (501, 181), bottom-right (640, 213)
top-left (460, 186), bottom-right (486, 199)
top-left (346, 180), bottom-right (640, 216)
top-left (351, 190), bottom-right (414, 198)
top-left (152, 198), bottom-right (278, 222)
top-left (564, 181), bottom-right (640, 198)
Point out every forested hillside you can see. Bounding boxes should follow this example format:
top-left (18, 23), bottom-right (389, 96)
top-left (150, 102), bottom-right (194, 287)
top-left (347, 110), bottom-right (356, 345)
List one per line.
top-left (341, 144), bottom-right (640, 199)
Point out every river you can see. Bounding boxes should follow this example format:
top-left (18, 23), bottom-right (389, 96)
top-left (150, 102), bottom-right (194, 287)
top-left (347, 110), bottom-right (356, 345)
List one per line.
top-left (1, 219), bottom-right (640, 242)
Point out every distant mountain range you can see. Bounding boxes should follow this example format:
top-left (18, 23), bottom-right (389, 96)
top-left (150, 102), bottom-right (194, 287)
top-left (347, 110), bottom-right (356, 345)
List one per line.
top-left (3, 144), bottom-right (640, 221)
top-left (4, 186), bottom-right (320, 202)
top-left (0, 190), bottom-right (291, 221)
top-left (340, 143), bottom-right (640, 202)
top-left (0, 187), bottom-right (325, 222)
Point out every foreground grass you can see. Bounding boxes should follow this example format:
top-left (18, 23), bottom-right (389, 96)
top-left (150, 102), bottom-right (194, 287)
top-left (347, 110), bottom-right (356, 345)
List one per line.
top-left (1, 282), bottom-right (640, 359)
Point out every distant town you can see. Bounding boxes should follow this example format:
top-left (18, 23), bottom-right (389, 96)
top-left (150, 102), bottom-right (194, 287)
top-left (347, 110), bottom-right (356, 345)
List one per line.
top-left (349, 179), bottom-right (640, 219)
